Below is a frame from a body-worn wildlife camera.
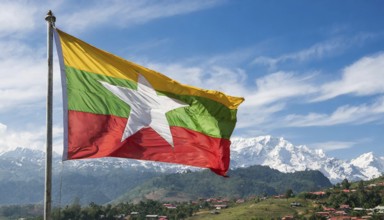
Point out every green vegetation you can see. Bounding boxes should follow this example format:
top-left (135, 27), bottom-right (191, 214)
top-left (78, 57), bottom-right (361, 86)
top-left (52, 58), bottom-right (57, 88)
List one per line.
top-left (189, 198), bottom-right (310, 220)
top-left (189, 176), bottom-right (384, 220)
top-left (1, 172), bottom-right (383, 219)
top-left (3, 200), bottom-right (199, 220)
top-left (325, 179), bottom-right (383, 209)
top-left (0, 204), bottom-right (43, 220)
top-left (115, 165), bottom-right (331, 203)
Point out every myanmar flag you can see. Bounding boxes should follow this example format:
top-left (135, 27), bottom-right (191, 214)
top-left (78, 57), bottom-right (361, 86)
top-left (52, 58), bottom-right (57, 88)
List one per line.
top-left (54, 28), bottom-right (244, 176)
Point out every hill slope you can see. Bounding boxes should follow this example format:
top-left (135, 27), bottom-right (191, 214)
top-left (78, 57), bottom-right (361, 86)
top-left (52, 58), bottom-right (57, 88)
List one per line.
top-left (115, 165), bottom-right (332, 203)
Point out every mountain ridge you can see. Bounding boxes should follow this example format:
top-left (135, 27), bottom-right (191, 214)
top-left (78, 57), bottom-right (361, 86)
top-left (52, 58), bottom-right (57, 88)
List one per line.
top-left (1, 135), bottom-right (383, 184)
top-left (231, 136), bottom-right (384, 183)
top-left (0, 136), bottom-right (382, 205)
top-left (114, 165), bottom-right (332, 203)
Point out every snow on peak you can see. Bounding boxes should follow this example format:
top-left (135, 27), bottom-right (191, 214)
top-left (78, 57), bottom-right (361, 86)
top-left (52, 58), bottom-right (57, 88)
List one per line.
top-left (231, 136), bottom-right (324, 172)
top-left (0, 147), bottom-right (44, 158)
top-left (351, 152), bottom-right (375, 168)
top-left (349, 152), bottom-right (384, 180)
top-left (231, 136), bottom-right (383, 183)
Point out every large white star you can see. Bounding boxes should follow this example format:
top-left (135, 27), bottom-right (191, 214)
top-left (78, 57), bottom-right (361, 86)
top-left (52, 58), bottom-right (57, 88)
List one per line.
top-left (99, 75), bottom-right (188, 147)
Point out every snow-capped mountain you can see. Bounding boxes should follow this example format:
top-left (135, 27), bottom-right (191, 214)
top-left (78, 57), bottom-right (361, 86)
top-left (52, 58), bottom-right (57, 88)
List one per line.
top-left (1, 135), bottom-right (383, 184)
top-left (350, 152), bottom-right (384, 180)
top-left (230, 136), bottom-right (384, 183)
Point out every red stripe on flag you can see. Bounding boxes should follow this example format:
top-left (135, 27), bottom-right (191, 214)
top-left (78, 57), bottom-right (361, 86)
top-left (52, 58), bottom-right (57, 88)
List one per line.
top-left (67, 111), bottom-right (230, 176)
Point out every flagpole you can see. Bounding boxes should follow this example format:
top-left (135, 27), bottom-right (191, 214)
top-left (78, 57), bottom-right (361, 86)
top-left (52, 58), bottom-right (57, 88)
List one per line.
top-left (45, 10), bottom-right (55, 220)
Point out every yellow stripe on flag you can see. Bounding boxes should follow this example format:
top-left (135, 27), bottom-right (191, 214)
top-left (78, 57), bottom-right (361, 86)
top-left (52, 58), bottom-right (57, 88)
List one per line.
top-left (56, 29), bottom-right (244, 109)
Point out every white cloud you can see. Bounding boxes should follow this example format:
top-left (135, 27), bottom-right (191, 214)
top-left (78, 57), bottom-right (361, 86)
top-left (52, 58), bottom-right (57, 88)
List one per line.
top-left (147, 63), bottom-right (205, 88)
top-left (0, 122), bottom-right (44, 153)
top-left (140, 55), bottom-right (330, 130)
top-left (252, 33), bottom-right (379, 69)
top-left (146, 62), bottom-right (247, 97)
top-left (310, 141), bottom-right (357, 152)
top-left (60, 0), bottom-right (223, 32)
top-left (253, 38), bottom-right (345, 69)
top-left (0, 37), bottom-right (63, 113)
top-left (236, 103), bottom-right (286, 129)
top-left (0, 122), bottom-right (63, 154)
top-left (315, 53), bottom-right (384, 101)
top-left (284, 96), bottom-right (384, 127)
top-left (235, 71), bottom-right (320, 130)
top-left (0, 123), bottom-right (6, 133)
top-left (0, 41), bottom-right (50, 112)
top-left (0, 1), bottom-right (38, 37)
top-left (242, 71), bottom-right (317, 107)
top-left (249, 52), bottom-right (384, 129)
top-left (202, 66), bottom-right (247, 96)
top-left (145, 61), bottom-right (320, 129)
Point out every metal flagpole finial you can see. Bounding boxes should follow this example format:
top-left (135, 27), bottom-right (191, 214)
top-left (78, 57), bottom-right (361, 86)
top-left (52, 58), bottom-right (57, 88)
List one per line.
top-left (45, 10), bottom-right (56, 25)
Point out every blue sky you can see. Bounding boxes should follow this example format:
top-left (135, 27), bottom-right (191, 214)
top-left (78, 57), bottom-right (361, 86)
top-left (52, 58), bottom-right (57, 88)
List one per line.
top-left (0, 0), bottom-right (383, 160)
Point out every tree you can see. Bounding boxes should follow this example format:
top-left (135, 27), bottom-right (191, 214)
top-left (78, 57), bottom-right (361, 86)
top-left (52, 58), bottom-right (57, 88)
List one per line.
top-left (357, 180), bottom-right (365, 191)
top-left (285, 189), bottom-right (294, 198)
top-left (341, 179), bottom-right (350, 190)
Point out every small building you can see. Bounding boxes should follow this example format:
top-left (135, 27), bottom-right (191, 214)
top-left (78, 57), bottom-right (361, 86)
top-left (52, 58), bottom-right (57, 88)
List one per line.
top-left (130, 211), bottom-right (139, 219)
top-left (323, 207), bottom-right (336, 212)
top-left (145, 214), bottom-right (158, 220)
top-left (274, 194), bottom-right (285, 199)
top-left (316, 212), bottom-right (330, 217)
top-left (214, 204), bottom-right (228, 209)
top-left (311, 191), bottom-right (326, 196)
top-left (222, 198), bottom-right (230, 203)
top-left (340, 204), bottom-right (350, 210)
top-left (329, 217), bottom-right (352, 220)
top-left (334, 210), bottom-right (348, 216)
top-left (282, 215), bottom-right (294, 220)
top-left (206, 198), bottom-right (217, 202)
top-left (290, 202), bottom-right (302, 207)
top-left (374, 205), bottom-right (384, 213)
top-left (114, 214), bottom-right (126, 219)
top-left (163, 203), bottom-right (177, 209)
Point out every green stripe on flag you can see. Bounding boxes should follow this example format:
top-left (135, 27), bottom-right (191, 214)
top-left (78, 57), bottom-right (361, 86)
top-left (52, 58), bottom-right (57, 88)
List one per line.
top-left (164, 93), bottom-right (239, 139)
top-left (66, 66), bottom-right (134, 117)
top-left (65, 66), bottom-right (238, 138)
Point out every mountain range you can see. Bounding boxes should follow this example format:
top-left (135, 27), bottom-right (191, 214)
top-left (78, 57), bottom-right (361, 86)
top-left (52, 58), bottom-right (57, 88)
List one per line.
top-left (230, 136), bottom-right (384, 183)
top-left (114, 165), bottom-right (332, 203)
top-left (1, 136), bottom-right (383, 184)
top-left (59, 135), bottom-right (383, 183)
top-left (0, 135), bottom-right (382, 205)
top-left (0, 147), bottom-right (332, 205)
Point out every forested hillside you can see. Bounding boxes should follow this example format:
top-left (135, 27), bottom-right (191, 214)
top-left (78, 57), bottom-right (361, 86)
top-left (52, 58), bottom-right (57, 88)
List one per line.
top-left (115, 165), bottom-right (332, 203)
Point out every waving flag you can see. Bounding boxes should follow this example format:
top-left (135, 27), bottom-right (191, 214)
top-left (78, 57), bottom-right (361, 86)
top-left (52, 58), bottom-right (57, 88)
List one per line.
top-left (54, 28), bottom-right (244, 176)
